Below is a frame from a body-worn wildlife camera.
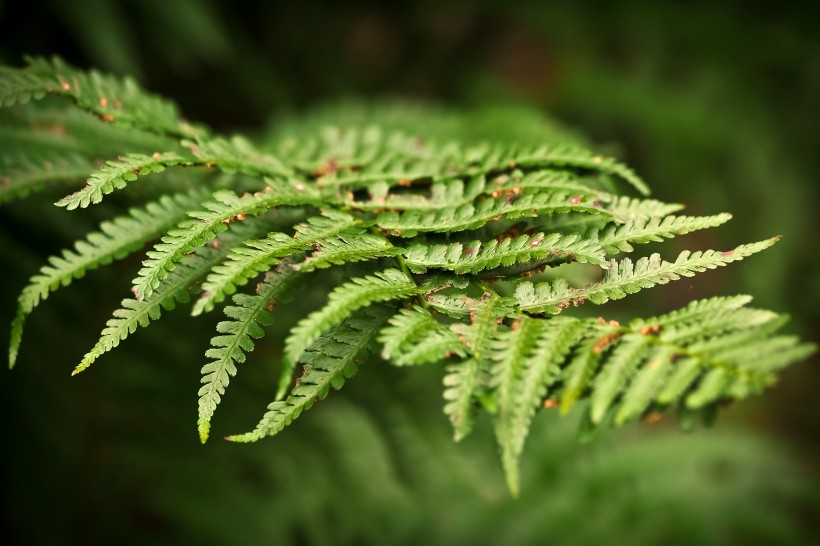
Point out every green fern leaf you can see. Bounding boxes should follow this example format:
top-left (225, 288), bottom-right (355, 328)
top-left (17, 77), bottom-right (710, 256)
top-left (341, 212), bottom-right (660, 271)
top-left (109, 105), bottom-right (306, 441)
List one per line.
top-left (514, 238), bottom-right (779, 314)
top-left (589, 334), bottom-right (652, 424)
top-left (0, 151), bottom-right (94, 204)
top-left (607, 196), bottom-right (684, 222)
top-left (443, 292), bottom-right (510, 440)
top-left (490, 316), bottom-right (586, 495)
top-left (192, 210), bottom-right (359, 315)
top-left (300, 231), bottom-right (400, 271)
top-left (404, 232), bottom-right (607, 275)
top-left (188, 136), bottom-right (292, 177)
top-left (73, 219), bottom-right (269, 374)
top-left (9, 191), bottom-right (205, 368)
top-left (596, 213), bottom-right (733, 254)
top-left (227, 304), bottom-right (394, 443)
top-left (56, 152), bottom-right (191, 209)
top-left (132, 183), bottom-right (319, 301)
top-left (279, 268), bottom-right (423, 399)
top-left (379, 305), bottom-right (466, 366)
top-left (198, 261), bottom-right (301, 443)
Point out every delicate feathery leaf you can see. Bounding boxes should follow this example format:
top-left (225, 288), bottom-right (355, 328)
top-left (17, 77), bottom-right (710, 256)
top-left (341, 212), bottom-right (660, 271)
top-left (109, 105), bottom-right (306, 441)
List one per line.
top-left (607, 196), bottom-right (684, 222)
top-left (132, 183), bottom-right (319, 301)
top-left (514, 238), bottom-right (779, 314)
top-left (227, 304), bottom-right (394, 443)
top-left (379, 305), bottom-right (466, 366)
top-left (0, 151), bottom-right (95, 204)
top-left (345, 176), bottom-right (486, 212)
top-left (9, 191), bottom-right (206, 368)
top-left (376, 192), bottom-right (610, 237)
top-left (1, 57), bottom-right (203, 138)
top-left (403, 232), bottom-right (607, 276)
top-left (0, 65), bottom-right (51, 107)
top-left (558, 329), bottom-right (610, 415)
top-left (73, 219), bottom-right (270, 375)
top-left (198, 261), bottom-right (301, 443)
top-left (614, 345), bottom-right (677, 424)
top-left (188, 135), bottom-right (293, 178)
top-left (300, 231), bottom-right (400, 271)
top-left (423, 293), bottom-right (472, 319)
top-left (192, 210), bottom-right (359, 315)
top-left (444, 292), bottom-right (510, 441)
top-left (589, 334), bottom-right (652, 424)
top-left (488, 316), bottom-right (586, 495)
top-left (279, 268), bottom-right (424, 399)
top-left (55, 152), bottom-right (191, 209)
top-left (595, 213), bottom-right (733, 254)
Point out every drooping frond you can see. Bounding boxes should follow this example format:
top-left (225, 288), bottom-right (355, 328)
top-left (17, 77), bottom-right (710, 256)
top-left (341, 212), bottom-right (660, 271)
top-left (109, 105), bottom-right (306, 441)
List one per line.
top-left (9, 191), bottom-right (206, 368)
top-left (0, 57), bottom-right (203, 138)
top-left (73, 219), bottom-right (270, 374)
top-left (595, 213), bottom-right (733, 254)
top-left (192, 210), bottom-right (359, 315)
top-left (514, 238), bottom-right (779, 314)
top-left (56, 152), bottom-right (191, 209)
top-left (376, 192), bottom-right (610, 237)
top-left (132, 184), bottom-right (319, 301)
top-left (403, 232), bottom-right (607, 276)
top-left (280, 268), bottom-right (423, 399)
top-left (227, 304), bottom-right (394, 443)
top-left (489, 316), bottom-right (586, 495)
top-left (379, 305), bottom-right (466, 366)
top-left (198, 260), bottom-right (301, 443)
top-left (443, 292), bottom-right (510, 441)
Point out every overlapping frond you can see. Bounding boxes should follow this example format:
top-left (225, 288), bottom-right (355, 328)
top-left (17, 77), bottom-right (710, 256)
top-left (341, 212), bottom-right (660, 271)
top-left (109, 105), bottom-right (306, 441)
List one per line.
top-left (132, 183), bottom-right (318, 301)
top-left (280, 268), bottom-right (423, 398)
top-left (0, 151), bottom-right (94, 203)
top-left (379, 305), bottom-right (466, 366)
top-left (192, 210), bottom-right (359, 315)
top-left (198, 261), bottom-right (301, 443)
top-left (595, 213), bottom-right (733, 254)
top-left (72, 219), bottom-right (271, 374)
top-left (9, 191), bottom-right (206, 368)
top-left (227, 304), bottom-right (394, 443)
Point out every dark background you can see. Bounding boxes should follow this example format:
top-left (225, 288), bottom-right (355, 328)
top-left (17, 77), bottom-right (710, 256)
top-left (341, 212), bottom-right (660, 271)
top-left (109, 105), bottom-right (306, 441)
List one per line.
top-left (1, 1), bottom-right (818, 544)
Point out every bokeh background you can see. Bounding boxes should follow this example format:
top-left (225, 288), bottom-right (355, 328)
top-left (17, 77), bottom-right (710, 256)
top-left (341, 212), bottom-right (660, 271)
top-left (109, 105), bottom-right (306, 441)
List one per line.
top-left (1, 1), bottom-right (818, 544)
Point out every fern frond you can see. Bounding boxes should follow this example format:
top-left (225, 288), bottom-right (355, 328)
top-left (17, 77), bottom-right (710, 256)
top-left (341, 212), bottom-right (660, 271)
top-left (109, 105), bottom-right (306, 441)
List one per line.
top-left (514, 238), bottom-right (779, 314)
top-left (489, 316), bottom-right (586, 495)
top-left (596, 213), bottom-right (733, 254)
top-left (300, 231), bottom-right (400, 271)
top-left (56, 152), bottom-right (191, 209)
top-left (376, 192), bottom-right (610, 237)
top-left (379, 305), bottom-right (466, 366)
top-left (443, 292), bottom-right (509, 441)
top-left (198, 261), bottom-right (301, 443)
top-left (1, 57), bottom-right (202, 138)
top-left (72, 219), bottom-right (270, 374)
top-left (192, 210), bottom-right (358, 315)
top-left (132, 184), bottom-right (318, 301)
top-left (9, 191), bottom-right (205, 368)
top-left (0, 151), bottom-right (94, 204)
top-left (404, 232), bottom-right (607, 275)
top-left (189, 136), bottom-right (292, 178)
top-left (607, 196), bottom-right (684, 222)
top-left (279, 268), bottom-right (423, 399)
top-left (227, 304), bottom-right (394, 443)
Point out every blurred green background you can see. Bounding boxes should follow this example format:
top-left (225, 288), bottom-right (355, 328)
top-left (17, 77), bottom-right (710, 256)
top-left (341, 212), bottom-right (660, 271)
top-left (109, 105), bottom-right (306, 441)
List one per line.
top-left (1, 1), bottom-right (818, 544)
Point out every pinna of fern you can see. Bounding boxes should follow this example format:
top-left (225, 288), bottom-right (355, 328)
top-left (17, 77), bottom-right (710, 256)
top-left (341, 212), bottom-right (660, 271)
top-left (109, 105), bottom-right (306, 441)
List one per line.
top-left (1, 56), bottom-right (814, 496)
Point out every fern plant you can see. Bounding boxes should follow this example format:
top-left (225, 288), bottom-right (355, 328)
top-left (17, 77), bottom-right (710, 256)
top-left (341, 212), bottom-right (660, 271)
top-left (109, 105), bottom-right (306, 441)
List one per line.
top-left (1, 57), bottom-right (814, 496)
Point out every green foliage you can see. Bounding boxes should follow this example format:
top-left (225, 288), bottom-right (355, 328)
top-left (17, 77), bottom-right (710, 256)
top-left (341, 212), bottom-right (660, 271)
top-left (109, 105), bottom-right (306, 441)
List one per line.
top-left (1, 58), bottom-right (813, 496)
